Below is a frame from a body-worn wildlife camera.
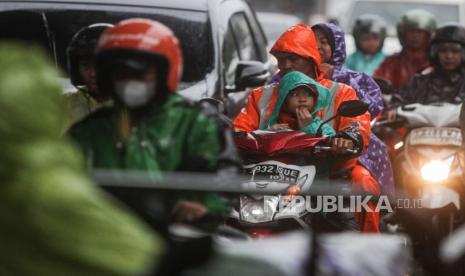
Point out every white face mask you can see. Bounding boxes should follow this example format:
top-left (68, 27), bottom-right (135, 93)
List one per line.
top-left (114, 80), bottom-right (156, 108)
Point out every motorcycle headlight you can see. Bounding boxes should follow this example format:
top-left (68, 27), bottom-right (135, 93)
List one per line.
top-left (394, 141), bottom-right (404, 150)
top-left (420, 160), bottom-right (450, 182)
top-left (240, 197), bottom-right (278, 223)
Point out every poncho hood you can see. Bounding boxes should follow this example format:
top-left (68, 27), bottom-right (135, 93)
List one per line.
top-left (265, 71), bottom-right (331, 129)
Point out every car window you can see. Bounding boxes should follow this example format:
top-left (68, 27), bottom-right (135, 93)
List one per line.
top-left (256, 12), bottom-right (301, 45)
top-left (244, 9), bottom-right (268, 61)
top-left (0, 3), bottom-right (213, 86)
top-left (223, 25), bottom-right (241, 87)
top-left (229, 12), bottom-right (258, 61)
top-left (223, 12), bottom-right (264, 87)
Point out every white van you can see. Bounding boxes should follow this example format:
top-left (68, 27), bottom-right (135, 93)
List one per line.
top-left (325, 0), bottom-right (465, 55)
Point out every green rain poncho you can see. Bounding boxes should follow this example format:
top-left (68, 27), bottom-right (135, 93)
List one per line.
top-left (0, 44), bottom-right (163, 276)
top-left (264, 71), bottom-right (336, 136)
top-left (69, 71), bottom-right (230, 214)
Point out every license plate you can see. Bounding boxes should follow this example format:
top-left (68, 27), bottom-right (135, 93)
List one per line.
top-left (409, 127), bottom-right (462, 146)
top-left (245, 162), bottom-right (300, 183)
top-left (243, 161), bottom-right (316, 191)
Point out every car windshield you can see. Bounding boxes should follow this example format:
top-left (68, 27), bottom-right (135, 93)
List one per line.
top-left (350, 1), bottom-right (460, 36)
top-left (0, 3), bottom-right (213, 85)
top-left (257, 13), bottom-right (301, 42)
top-left (261, 21), bottom-right (294, 42)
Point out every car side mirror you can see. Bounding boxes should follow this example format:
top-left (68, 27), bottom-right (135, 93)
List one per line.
top-left (337, 100), bottom-right (369, 117)
top-left (199, 98), bottom-right (225, 114)
top-left (228, 60), bottom-right (269, 93)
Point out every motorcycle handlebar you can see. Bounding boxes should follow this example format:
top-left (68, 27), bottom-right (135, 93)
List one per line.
top-left (313, 145), bottom-right (358, 155)
top-left (373, 117), bottom-right (406, 129)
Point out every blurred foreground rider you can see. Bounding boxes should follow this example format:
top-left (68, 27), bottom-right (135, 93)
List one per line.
top-left (0, 43), bottom-right (162, 275)
top-left (399, 24), bottom-right (465, 104)
top-left (375, 10), bottom-right (437, 90)
top-left (70, 19), bottom-right (237, 222)
top-left (66, 23), bottom-right (114, 126)
top-left (345, 14), bottom-right (388, 76)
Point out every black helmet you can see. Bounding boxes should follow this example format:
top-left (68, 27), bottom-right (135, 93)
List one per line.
top-left (352, 14), bottom-right (387, 52)
top-left (429, 24), bottom-right (465, 65)
top-left (431, 24), bottom-right (465, 46)
top-left (397, 9), bottom-right (437, 47)
top-left (66, 23), bottom-right (113, 87)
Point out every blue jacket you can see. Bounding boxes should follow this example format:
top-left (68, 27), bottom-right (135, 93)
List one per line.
top-left (345, 50), bottom-right (386, 76)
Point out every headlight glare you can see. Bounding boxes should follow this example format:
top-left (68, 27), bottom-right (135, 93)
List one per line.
top-left (420, 160), bottom-right (450, 182)
top-left (240, 197), bottom-right (277, 223)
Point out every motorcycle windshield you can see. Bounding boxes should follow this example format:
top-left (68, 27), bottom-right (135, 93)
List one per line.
top-left (397, 103), bottom-right (462, 128)
top-left (234, 130), bottom-right (329, 156)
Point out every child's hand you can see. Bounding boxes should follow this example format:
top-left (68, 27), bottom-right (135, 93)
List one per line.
top-left (270, 123), bottom-right (290, 130)
top-left (296, 107), bottom-right (313, 129)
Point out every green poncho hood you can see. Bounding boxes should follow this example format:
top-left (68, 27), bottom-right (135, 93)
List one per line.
top-left (264, 71), bottom-right (336, 136)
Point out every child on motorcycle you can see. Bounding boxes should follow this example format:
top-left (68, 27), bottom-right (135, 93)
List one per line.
top-left (265, 71), bottom-right (336, 136)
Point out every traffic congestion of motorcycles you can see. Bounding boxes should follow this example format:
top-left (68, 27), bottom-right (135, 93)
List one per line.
top-left (2, 0), bottom-right (465, 275)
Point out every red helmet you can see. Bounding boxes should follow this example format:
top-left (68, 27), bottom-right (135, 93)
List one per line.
top-left (96, 18), bottom-right (183, 92)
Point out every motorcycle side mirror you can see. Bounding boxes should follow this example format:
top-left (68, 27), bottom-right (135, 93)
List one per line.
top-left (316, 100), bottom-right (368, 136)
top-left (337, 100), bottom-right (369, 117)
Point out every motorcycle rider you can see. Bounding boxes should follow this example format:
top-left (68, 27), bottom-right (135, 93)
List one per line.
top-left (399, 24), bottom-right (465, 104)
top-left (66, 23), bottom-right (114, 126)
top-left (311, 22), bottom-right (395, 228)
top-left (375, 9), bottom-right (437, 90)
top-left (234, 24), bottom-right (380, 232)
top-left (70, 19), bottom-right (238, 223)
top-left (311, 23), bottom-right (384, 120)
top-left (0, 43), bottom-right (162, 275)
top-left (345, 14), bottom-right (388, 76)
